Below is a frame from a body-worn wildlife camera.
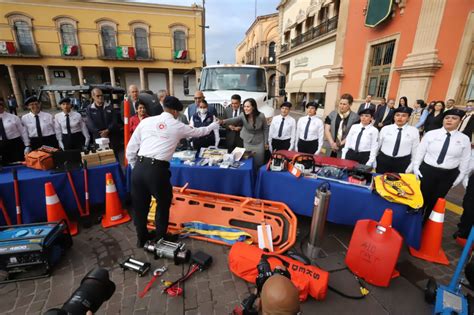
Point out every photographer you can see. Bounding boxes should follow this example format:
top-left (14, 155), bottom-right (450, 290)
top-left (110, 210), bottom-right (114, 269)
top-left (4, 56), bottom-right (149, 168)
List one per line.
top-left (259, 273), bottom-right (300, 315)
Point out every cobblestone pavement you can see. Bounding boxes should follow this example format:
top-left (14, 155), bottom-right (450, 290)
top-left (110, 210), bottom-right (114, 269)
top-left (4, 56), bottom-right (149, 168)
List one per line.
top-left (0, 184), bottom-right (469, 315)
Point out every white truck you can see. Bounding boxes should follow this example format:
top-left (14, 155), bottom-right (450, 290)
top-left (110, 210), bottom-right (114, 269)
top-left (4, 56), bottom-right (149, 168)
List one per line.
top-left (185, 64), bottom-right (278, 119)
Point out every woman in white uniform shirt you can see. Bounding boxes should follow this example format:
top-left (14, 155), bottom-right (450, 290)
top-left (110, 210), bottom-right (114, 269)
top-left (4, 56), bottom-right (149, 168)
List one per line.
top-left (21, 96), bottom-right (58, 150)
top-left (54, 97), bottom-right (90, 150)
top-left (296, 101), bottom-right (324, 155)
top-left (413, 108), bottom-right (471, 222)
top-left (268, 102), bottom-right (296, 152)
top-left (0, 100), bottom-right (29, 164)
top-left (376, 106), bottom-right (419, 174)
top-left (342, 108), bottom-right (378, 166)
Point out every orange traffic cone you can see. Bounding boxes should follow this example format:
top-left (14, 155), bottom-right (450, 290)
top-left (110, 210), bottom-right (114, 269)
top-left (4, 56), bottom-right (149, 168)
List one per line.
top-left (45, 182), bottom-right (78, 236)
top-left (376, 209), bottom-right (400, 279)
top-left (409, 198), bottom-right (449, 265)
top-left (102, 173), bottom-right (131, 228)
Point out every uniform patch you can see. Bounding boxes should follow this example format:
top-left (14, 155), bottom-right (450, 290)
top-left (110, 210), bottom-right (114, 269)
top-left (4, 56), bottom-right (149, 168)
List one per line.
top-left (158, 123), bottom-right (166, 130)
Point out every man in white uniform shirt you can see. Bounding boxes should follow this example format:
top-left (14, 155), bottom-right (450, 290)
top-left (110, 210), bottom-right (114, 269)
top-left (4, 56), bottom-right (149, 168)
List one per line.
top-left (21, 96), bottom-right (58, 150)
top-left (54, 97), bottom-right (90, 150)
top-left (296, 101), bottom-right (324, 155)
top-left (342, 108), bottom-right (378, 166)
top-left (376, 106), bottom-right (419, 174)
top-left (0, 100), bottom-right (29, 164)
top-left (126, 96), bottom-right (220, 247)
top-left (268, 102), bottom-right (296, 152)
top-left (413, 108), bottom-right (471, 222)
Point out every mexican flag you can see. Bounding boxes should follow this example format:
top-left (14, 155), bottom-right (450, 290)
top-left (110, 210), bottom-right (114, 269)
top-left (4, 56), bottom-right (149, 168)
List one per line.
top-left (62, 44), bottom-right (78, 56)
top-left (116, 46), bottom-right (136, 59)
top-left (174, 50), bottom-right (187, 60)
top-left (0, 41), bottom-right (16, 55)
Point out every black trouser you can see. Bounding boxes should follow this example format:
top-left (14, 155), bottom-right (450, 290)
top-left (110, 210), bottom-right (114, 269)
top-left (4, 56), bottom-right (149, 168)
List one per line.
top-left (8, 107), bottom-right (17, 115)
top-left (271, 138), bottom-right (291, 152)
top-left (297, 139), bottom-right (318, 154)
top-left (458, 173), bottom-right (474, 236)
top-left (30, 135), bottom-right (58, 150)
top-left (131, 157), bottom-right (173, 244)
top-left (420, 162), bottom-right (459, 222)
top-left (0, 137), bottom-right (25, 165)
top-left (345, 149), bottom-right (370, 165)
top-left (62, 132), bottom-right (85, 150)
top-left (226, 131), bottom-right (244, 153)
top-left (193, 134), bottom-right (215, 153)
top-left (376, 152), bottom-right (411, 174)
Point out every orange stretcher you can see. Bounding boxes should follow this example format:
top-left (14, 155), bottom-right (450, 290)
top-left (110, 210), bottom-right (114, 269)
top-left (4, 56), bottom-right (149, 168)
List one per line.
top-left (147, 184), bottom-right (297, 254)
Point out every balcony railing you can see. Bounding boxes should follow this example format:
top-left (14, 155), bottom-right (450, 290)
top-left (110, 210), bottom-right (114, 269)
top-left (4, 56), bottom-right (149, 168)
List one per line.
top-left (172, 49), bottom-right (190, 62)
top-left (0, 41), bottom-right (40, 57)
top-left (285, 16), bottom-right (338, 52)
top-left (59, 44), bottom-right (82, 58)
top-left (260, 56), bottom-right (276, 65)
top-left (97, 45), bottom-right (153, 61)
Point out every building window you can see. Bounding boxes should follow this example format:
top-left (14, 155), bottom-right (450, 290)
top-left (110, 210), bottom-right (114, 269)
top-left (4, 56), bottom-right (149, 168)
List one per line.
top-left (268, 42), bottom-right (276, 64)
top-left (366, 40), bottom-right (395, 98)
top-left (174, 30), bottom-right (186, 51)
top-left (101, 25), bottom-right (117, 58)
top-left (14, 20), bottom-right (35, 55)
top-left (60, 23), bottom-right (76, 46)
top-left (134, 27), bottom-right (149, 59)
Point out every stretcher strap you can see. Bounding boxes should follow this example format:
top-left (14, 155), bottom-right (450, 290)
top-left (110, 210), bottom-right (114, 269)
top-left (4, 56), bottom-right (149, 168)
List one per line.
top-left (180, 221), bottom-right (253, 245)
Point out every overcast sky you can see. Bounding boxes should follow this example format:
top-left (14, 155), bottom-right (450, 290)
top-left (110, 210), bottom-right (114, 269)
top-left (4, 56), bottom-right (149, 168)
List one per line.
top-left (131, 0), bottom-right (280, 64)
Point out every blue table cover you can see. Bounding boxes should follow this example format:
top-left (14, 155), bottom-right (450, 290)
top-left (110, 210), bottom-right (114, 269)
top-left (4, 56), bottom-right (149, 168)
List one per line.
top-left (0, 163), bottom-right (126, 225)
top-left (255, 166), bottom-right (422, 249)
top-left (126, 158), bottom-right (255, 197)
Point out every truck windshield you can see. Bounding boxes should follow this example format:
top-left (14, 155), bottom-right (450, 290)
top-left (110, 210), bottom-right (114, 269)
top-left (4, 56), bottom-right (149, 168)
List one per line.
top-left (200, 67), bottom-right (266, 92)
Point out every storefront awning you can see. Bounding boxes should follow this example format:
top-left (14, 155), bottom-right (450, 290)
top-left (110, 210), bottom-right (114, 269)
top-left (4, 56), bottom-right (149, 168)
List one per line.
top-left (285, 79), bottom-right (305, 93)
top-left (301, 77), bottom-right (326, 93)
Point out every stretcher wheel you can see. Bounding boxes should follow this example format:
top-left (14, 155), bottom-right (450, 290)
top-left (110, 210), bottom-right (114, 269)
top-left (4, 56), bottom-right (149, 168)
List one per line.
top-left (424, 278), bottom-right (437, 304)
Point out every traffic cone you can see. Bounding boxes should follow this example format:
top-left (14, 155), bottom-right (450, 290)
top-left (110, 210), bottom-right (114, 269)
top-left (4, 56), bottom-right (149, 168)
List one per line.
top-left (409, 198), bottom-right (449, 265)
top-left (102, 173), bottom-right (131, 228)
top-left (376, 209), bottom-right (400, 279)
top-left (45, 182), bottom-right (78, 236)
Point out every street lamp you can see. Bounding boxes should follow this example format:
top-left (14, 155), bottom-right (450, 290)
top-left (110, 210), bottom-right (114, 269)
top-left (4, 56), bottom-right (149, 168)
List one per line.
top-left (200, 0), bottom-right (209, 66)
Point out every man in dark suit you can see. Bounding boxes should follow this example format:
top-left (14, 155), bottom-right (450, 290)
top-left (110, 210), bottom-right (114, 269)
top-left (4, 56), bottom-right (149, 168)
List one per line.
top-left (458, 99), bottom-right (473, 141)
top-left (224, 94), bottom-right (244, 152)
top-left (374, 98), bottom-right (395, 129)
top-left (358, 94), bottom-right (376, 112)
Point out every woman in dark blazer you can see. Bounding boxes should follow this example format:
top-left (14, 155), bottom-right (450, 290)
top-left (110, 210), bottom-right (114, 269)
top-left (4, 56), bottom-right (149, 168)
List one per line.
top-left (222, 98), bottom-right (269, 167)
top-left (423, 101), bottom-right (445, 133)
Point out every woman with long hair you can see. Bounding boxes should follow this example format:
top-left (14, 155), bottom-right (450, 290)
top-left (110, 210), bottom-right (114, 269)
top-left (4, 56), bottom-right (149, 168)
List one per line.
top-left (222, 98), bottom-right (269, 167)
top-left (398, 96), bottom-right (408, 108)
top-left (408, 99), bottom-right (426, 127)
top-left (423, 101), bottom-right (445, 133)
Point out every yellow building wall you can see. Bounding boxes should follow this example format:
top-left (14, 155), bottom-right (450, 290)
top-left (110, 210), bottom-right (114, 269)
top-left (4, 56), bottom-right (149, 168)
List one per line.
top-left (0, 0), bottom-right (203, 70)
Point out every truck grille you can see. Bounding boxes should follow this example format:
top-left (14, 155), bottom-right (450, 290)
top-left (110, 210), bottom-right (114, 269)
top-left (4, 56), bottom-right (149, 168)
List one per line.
top-left (209, 103), bottom-right (226, 119)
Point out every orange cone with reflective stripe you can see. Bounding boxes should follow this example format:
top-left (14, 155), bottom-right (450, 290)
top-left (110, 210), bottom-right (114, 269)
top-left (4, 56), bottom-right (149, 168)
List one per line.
top-left (409, 198), bottom-right (449, 265)
top-left (45, 182), bottom-right (78, 236)
top-left (102, 173), bottom-right (131, 228)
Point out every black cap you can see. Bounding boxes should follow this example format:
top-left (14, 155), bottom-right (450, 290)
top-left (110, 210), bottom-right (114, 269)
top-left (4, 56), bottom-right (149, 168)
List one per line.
top-left (163, 96), bottom-right (183, 111)
top-left (443, 108), bottom-right (465, 118)
top-left (280, 101), bottom-right (292, 108)
top-left (393, 106), bottom-right (413, 116)
top-left (59, 97), bottom-right (71, 104)
top-left (24, 96), bottom-right (38, 106)
top-left (358, 108), bottom-right (375, 117)
top-left (306, 101), bottom-right (318, 109)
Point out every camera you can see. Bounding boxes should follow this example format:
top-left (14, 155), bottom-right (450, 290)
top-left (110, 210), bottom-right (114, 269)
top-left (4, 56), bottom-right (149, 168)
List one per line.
top-left (44, 268), bottom-right (115, 315)
top-left (256, 255), bottom-right (291, 294)
top-left (233, 255), bottom-right (292, 315)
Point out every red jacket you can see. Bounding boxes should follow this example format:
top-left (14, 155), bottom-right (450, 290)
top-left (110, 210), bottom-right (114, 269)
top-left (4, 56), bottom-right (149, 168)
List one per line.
top-left (130, 114), bottom-right (148, 135)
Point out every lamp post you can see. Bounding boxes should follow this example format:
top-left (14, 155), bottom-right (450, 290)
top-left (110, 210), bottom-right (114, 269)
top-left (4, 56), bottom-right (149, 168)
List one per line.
top-left (200, 0), bottom-right (209, 66)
